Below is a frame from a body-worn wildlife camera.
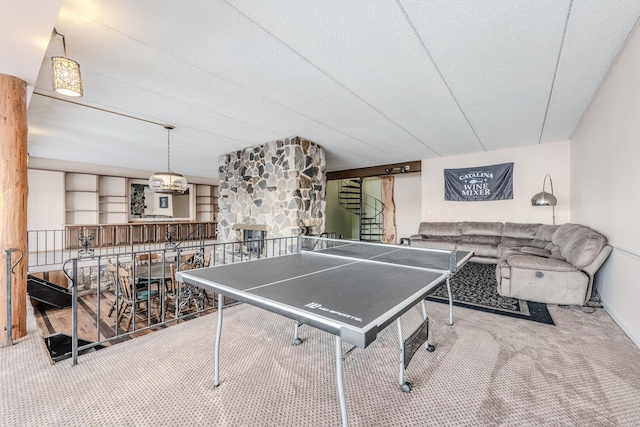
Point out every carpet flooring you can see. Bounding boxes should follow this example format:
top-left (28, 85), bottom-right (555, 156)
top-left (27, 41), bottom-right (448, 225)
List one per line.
top-left (2, 296), bottom-right (640, 426)
top-left (427, 262), bottom-right (554, 325)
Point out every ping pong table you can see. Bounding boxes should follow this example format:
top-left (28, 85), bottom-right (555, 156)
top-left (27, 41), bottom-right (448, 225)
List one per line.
top-left (177, 236), bottom-right (472, 426)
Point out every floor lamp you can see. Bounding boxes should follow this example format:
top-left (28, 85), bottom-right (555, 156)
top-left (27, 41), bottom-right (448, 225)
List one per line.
top-left (531, 173), bottom-right (557, 224)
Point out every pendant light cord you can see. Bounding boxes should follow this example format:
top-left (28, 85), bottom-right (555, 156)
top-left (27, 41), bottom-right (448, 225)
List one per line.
top-left (165, 125), bottom-right (175, 172)
top-left (53, 28), bottom-right (68, 57)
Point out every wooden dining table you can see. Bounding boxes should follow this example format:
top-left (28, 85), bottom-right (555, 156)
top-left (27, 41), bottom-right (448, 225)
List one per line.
top-left (134, 261), bottom-right (209, 314)
top-left (133, 262), bottom-right (173, 282)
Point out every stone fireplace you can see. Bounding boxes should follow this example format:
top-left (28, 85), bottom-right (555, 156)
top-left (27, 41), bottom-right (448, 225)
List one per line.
top-left (217, 136), bottom-right (326, 247)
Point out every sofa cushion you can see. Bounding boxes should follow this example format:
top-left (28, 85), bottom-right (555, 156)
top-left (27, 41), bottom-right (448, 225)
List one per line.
top-left (552, 223), bottom-right (583, 247)
top-left (418, 222), bottom-right (462, 237)
top-left (561, 229), bottom-right (607, 269)
top-left (547, 244), bottom-right (565, 260)
top-left (497, 243), bottom-right (524, 258)
top-left (530, 224), bottom-right (560, 248)
top-left (460, 234), bottom-right (502, 245)
top-left (500, 237), bottom-right (536, 247)
top-left (501, 222), bottom-right (541, 240)
top-left (506, 254), bottom-right (576, 272)
top-left (461, 221), bottom-right (503, 236)
top-left (520, 246), bottom-right (551, 257)
top-left (457, 242), bottom-right (498, 258)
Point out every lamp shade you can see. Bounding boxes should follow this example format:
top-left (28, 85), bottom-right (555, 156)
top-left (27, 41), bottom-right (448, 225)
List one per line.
top-left (531, 191), bottom-right (557, 206)
top-left (149, 172), bottom-right (188, 194)
top-left (149, 125), bottom-right (187, 194)
top-left (51, 56), bottom-right (83, 97)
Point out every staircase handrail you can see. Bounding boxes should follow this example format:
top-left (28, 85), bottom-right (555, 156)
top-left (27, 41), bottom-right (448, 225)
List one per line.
top-left (4, 248), bottom-right (23, 346)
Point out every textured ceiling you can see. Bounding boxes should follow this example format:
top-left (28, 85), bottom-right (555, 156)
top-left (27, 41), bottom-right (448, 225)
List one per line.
top-left (15, 0), bottom-right (640, 180)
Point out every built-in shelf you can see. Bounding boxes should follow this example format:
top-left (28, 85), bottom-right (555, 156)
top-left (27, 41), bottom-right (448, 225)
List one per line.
top-left (196, 184), bottom-right (218, 222)
top-left (63, 174), bottom-right (217, 237)
top-left (98, 176), bottom-right (127, 224)
top-left (65, 173), bottom-right (99, 225)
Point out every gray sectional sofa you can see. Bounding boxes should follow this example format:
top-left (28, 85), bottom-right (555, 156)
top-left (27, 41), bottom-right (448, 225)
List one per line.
top-left (409, 222), bottom-right (611, 306)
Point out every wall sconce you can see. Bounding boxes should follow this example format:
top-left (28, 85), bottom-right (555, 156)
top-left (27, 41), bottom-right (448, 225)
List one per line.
top-left (531, 173), bottom-right (557, 224)
top-left (51, 28), bottom-right (83, 97)
top-left (384, 165), bottom-right (410, 174)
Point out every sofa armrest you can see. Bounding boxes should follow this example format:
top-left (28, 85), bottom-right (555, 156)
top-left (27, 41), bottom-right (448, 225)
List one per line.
top-left (506, 254), bottom-right (576, 272)
top-left (409, 234), bottom-right (425, 241)
top-left (520, 246), bottom-right (551, 257)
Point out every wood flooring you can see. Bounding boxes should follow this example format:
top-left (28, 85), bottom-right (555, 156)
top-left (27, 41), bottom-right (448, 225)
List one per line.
top-left (33, 288), bottom-right (221, 348)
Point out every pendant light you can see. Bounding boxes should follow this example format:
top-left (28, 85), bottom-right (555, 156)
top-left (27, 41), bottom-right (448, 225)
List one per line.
top-left (51, 28), bottom-right (83, 97)
top-left (149, 125), bottom-right (188, 194)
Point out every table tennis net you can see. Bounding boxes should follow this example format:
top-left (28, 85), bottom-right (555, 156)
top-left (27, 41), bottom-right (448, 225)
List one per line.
top-left (300, 236), bottom-right (458, 274)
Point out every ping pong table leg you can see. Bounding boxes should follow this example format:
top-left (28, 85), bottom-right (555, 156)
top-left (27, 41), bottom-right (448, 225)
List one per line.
top-left (446, 276), bottom-right (454, 325)
top-left (214, 293), bottom-right (225, 388)
top-left (335, 336), bottom-right (349, 427)
top-left (293, 321), bottom-right (303, 345)
top-left (396, 318), bottom-right (412, 392)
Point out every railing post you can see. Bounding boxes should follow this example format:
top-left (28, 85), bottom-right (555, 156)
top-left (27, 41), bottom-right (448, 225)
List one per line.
top-left (71, 258), bottom-right (79, 365)
top-left (4, 248), bottom-right (23, 347)
top-left (358, 178), bottom-right (363, 241)
top-left (5, 250), bottom-right (11, 346)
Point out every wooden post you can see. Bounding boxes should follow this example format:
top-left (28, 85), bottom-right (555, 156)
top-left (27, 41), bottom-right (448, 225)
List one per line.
top-left (0, 74), bottom-right (29, 343)
top-left (380, 176), bottom-right (397, 244)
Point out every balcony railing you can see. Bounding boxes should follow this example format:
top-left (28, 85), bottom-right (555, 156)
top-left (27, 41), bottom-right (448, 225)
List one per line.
top-left (60, 236), bottom-right (302, 364)
top-left (27, 222), bottom-right (216, 269)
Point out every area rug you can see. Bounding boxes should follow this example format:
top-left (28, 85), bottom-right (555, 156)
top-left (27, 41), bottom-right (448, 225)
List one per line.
top-left (427, 262), bottom-right (554, 325)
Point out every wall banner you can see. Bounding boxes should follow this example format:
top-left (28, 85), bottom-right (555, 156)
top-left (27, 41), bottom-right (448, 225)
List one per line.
top-left (444, 162), bottom-right (514, 201)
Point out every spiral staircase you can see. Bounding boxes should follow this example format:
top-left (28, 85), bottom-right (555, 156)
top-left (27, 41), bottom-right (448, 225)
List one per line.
top-left (338, 179), bottom-right (384, 242)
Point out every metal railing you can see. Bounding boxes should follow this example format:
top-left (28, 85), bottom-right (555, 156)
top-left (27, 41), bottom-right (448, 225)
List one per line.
top-left (4, 248), bottom-right (24, 346)
top-left (27, 223), bottom-right (215, 268)
top-left (63, 236), bottom-right (302, 365)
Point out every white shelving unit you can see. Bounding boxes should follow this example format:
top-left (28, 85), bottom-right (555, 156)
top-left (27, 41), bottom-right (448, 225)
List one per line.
top-left (65, 173), bottom-right (99, 224)
top-left (99, 176), bottom-right (127, 224)
top-left (196, 184), bottom-right (218, 222)
top-left (64, 174), bottom-right (218, 230)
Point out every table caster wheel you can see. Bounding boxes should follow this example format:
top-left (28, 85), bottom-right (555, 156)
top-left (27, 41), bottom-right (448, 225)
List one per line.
top-left (426, 344), bottom-right (435, 352)
top-left (294, 338), bottom-right (303, 345)
top-left (401, 382), bottom-right (412, 393)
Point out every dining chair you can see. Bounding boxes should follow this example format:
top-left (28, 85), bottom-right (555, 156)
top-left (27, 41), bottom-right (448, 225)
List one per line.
top-left (168, 262), bottom-right (210, 317)
top-left (136, 252), bottom-right (163, 265)
top-left (106, 259), bottom-right (121, 318)
top-left (135, 252), bottom-right (164, 289)
top-left (166, 263), bottom-right (181, 317)
top-left (179, 252), bottom-right (196, 266)
top-left (106, 259), bottom-right (142, 318)
top-left (111, 264), bottom-right (160, 332)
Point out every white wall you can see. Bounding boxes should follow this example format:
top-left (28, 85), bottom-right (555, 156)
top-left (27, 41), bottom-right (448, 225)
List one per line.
top-left (394, 173), bottom-right (422, 240)
top-left (27, 169), bottom-right (65, 229)
top-left (421, 140), bottom-right (571, 224)
top-left (27, 169), bottom-right (66, 252)
top-left (570, 24), bottom-right (640, 348)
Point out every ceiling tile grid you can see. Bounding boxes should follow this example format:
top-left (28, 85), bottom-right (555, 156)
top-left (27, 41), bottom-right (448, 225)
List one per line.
top-left (7, 0), bottom-right (639, 178)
